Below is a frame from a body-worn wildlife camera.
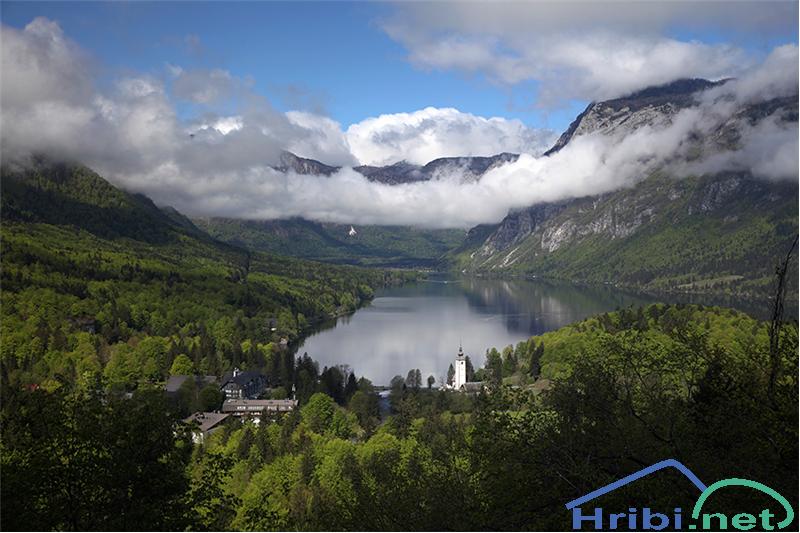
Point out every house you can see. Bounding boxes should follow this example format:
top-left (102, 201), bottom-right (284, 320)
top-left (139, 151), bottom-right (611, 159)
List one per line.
top-left (221, 398), bottom-right (298, 417)
top-left (182, 411), bottom-right (230, 444)
top-left (219, 368), bottom-right (267, 400)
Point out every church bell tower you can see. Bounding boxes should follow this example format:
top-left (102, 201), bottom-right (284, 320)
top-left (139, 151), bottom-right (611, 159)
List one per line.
top-left (454, 345), bottom-right (467, 389)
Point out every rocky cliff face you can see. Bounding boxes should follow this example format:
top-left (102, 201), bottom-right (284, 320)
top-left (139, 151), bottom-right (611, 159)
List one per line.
top-left (453, 168), bottom-right (797, 297)
top-left (450, 79), bottom-right (798, 296)
top-left (544, 79), bottom-right (724, 155)
top-left (273, 151), bottom-right (340, 176)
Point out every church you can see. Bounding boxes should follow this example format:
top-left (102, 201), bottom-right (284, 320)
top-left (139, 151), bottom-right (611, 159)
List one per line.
top-left (446, 345), bottom-right (484, 393)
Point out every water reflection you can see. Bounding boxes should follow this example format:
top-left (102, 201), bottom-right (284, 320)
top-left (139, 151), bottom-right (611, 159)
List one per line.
top-left (297, 277), bottom-right (777, 386)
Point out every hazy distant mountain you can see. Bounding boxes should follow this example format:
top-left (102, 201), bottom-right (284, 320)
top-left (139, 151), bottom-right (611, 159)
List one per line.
top-left (273, 151), bottom-right (340, 176)
top-left (274, 150), bottom-right (520, 184)
top-left (206, 152), bottom-right (522, 265)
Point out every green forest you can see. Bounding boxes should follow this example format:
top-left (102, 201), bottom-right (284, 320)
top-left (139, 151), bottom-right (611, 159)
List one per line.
top-left (3, 302), bottom-right (797, 530)
top-left (1, 162), bottom-right (797, 531)
top-left (1, 162), bottom-right (414, 392)
top-left (195, 217), bottom-right (465, 268)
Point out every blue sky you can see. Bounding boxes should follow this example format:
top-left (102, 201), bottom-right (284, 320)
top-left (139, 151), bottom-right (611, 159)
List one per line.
top-left (0, 1), bottom-right (591, 131)
top-left (3, 2), bottom-right (796, 133)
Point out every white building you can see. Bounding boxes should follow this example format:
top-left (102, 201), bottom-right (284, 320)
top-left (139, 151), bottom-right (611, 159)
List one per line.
top-left (444, 345), bottom-right (484, 393)
top-left (454, 345), bottom-right (467, 390)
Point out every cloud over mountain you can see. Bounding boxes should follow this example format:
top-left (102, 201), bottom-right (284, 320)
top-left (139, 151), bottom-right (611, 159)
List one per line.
top-left (1, 17), bottom-right (797, 229)
top-left (345, 107), bottom-right (555, 166)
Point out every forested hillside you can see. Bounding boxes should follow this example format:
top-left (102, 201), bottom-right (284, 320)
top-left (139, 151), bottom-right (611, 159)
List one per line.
top-left (0, 160), bottom-right (412, 392)
top-left (4, 302), bottom-right (794, 530)
top-left (195, 217), bottom-right (464, 268)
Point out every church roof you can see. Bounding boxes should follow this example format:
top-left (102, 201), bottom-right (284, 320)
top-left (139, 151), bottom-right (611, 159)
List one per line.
top-left (459, 382), bottom-right (484, 393)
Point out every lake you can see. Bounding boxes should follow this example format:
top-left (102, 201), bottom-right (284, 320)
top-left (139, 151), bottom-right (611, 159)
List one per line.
top-left (296, 276), bottom-right (775, 386)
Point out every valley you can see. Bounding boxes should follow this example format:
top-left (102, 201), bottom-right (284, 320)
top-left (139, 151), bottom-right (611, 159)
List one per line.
top-left (192, 79), bottom-right (798, 302)
top-left (0, 18), bottom-right (797, 528)
top-left (195, 216), bottom-right (464, 268)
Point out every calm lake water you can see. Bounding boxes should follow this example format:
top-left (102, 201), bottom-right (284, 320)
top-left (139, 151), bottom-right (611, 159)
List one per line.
top-left (296, 277), bottom-right (774, 385)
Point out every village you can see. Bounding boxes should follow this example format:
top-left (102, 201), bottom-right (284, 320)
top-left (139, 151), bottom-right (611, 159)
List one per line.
top-left (174, 345), bottom-right (486, 443)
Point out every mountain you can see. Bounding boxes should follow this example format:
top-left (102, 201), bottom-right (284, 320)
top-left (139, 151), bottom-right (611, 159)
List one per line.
top-left (450, 171), bottom-right (797, 296)
top-left (244, 79), bottom-right (797, 298)
top-left (352, 152), bottom-right (520, 184)
top-left (199, 151), bottom-right (524, 266)
top-left (0, 160), bottom-right (412, 352)
top-left (19, 78), bottom-right (792, 297)
top-left (353, 160), bottom-right (427, 184)
top-left (274, 150), bottom-right (519, 184)
top-left (2, 159), bottom-right (195, 244)
top-left (194, 217), bottom-right (464, 268)
top-left (544, 78), bottom-right (725, 155)
top-left (450, 80), bottom-right (799, 299)
top-left (273, 151), bottom-right (339, 176)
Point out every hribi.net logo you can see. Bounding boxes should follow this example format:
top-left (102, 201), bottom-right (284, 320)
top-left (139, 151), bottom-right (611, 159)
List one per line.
top-left (565, 459), bottom-right (795, 531)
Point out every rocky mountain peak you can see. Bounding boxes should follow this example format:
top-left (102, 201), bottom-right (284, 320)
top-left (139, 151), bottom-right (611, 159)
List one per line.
top-left (274, 150), bottom-right (525, 185)
top-left (544, 78), bottom-right (727, 155)
top-left (273, 151), bottom-right (340, 176)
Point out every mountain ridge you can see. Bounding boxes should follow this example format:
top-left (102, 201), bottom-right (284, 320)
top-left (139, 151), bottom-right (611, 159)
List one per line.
top-left (276, 150), bottom-right (522, 184)
top-left (448, 78), bottom-right (798, 299)
top-left (6, 76), bottom-right (796, 298)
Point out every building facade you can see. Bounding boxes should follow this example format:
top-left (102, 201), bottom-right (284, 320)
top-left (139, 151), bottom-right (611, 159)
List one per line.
top-left (220, 368), bottom-right (267, 400)
top-left (222, 399), bottom-right (298, 417)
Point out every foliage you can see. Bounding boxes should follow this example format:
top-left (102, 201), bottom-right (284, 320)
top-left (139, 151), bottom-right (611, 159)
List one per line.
top-left (170, 354), bottom-right (195, 376)
top-left (1, 162), bottom-right (796, 531)
top-left (3, 302), bottom-right (796, 531)
top-left (0, 162), bottom-right (414, 394)
top-left (1, 388), bottom-right (193, 531)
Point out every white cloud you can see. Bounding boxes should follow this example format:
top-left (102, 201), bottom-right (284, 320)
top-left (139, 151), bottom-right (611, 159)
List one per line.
top-left (0, 17), bottom-right (93, 109)
top-left (285, 111), bottom-right (357, 166)
top-left (381, 2), bottom-right (797, 105)
top-left (703, 44), bottom-right (800, 105)
top-left (345, 107), bottom-right (556, 166)
top-left (172, 68), bottom-right (238, 104)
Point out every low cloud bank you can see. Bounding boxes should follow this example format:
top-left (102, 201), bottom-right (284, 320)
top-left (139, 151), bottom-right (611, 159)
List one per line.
top-left (1, 18), bottom-right (797, 229)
